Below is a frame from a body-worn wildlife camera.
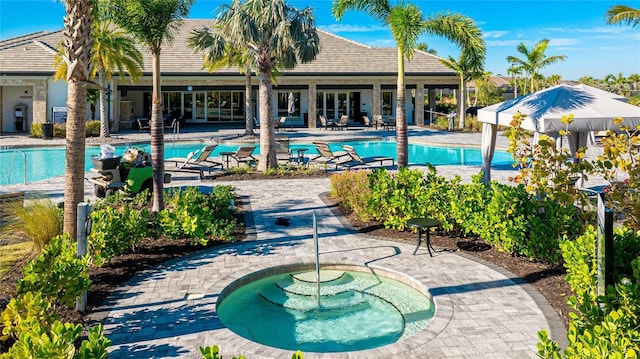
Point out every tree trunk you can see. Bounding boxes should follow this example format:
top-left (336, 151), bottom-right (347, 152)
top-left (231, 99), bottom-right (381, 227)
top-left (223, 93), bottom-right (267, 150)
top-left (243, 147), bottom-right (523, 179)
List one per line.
top-left (64, 81), bottom-right (87, 239)
top-left (257, 70), bottom-right (276, 171)
top-left (458, 76), bottom-right (466, 130)
top-left (62, 0), bottom-right (92, 238)
top-left (244, 72), bottom-right (254, 136)
top-left (151, 52), bottom-right (165, 212)
top-left (396, 49), bottom-right (408, 168)
top-left (98, 67), bottom-right (110, 137)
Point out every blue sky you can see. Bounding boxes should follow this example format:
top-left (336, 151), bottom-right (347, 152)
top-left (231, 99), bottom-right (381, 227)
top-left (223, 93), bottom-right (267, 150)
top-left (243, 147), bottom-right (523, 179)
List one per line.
top-left (1, 0), bottom-right (639, 81)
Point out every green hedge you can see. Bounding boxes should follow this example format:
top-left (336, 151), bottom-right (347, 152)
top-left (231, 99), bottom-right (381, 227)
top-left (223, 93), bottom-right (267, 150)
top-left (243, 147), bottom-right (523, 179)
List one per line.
top-left (330, 167), bottom-right (584, 264)
top-left (30, 120), bottom-right (101, 139)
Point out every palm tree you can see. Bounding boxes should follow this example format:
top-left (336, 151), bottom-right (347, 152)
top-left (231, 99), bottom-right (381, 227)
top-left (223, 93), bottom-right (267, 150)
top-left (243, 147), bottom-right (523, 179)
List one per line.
top-left (440, 50), bottom-right (483, 129)
top-left (54, 19), bottom-right (144, 138)
top-left (507, 64), bottom-right (524, 98)
top-left (87, 88), bottom-right (99, 120)
top-left (108, 0), bottom-right (194, 212)
top-left (546, 74), bottom-right (562, 87)
top-left (61, 0), bottom-right (93, 238)
top-left (606, 5), bottom-right (640, 28)
top-left (332, 0), bottom-right (485, 168)
top-left (416, 42), bottom-right (437, 55)
top-left (188, 26), bottom-right (258, 137)
top-left (506, 39), bottom-right (566, 94)
top-left (212, 0), bottom-right (320, 170)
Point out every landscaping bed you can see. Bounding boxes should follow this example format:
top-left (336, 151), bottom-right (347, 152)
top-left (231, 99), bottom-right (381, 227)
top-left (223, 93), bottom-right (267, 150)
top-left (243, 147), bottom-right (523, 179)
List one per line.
top-left (0, 172), bottom-right (572, 354)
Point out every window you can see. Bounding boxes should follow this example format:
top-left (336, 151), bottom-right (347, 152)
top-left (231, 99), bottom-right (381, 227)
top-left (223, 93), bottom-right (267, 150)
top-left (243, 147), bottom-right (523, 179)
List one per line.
top-left (316, 91), bottom-right (325, 117)
top-left (326, 93), bottom-right (335, 119)
top-left (382, 91), bottom-right (393, 116)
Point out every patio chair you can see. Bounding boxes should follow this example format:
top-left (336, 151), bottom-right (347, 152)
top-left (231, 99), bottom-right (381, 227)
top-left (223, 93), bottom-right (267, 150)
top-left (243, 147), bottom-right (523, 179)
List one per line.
top-left (275, 135), bottom-right (292, 163)
top-left (275, 117), bottom-right (287, 132)
top-left (362, 116), bottom-right (373, 130)
top-left (230, 146), bottom-right (257, 167)
top-left (373, 115), bottom-right (383, 130)
top-left (136, 118), bottom-right (150, 132)
top-left (165, 145), bottom-right (222, 179)
top-left (335, 115), bottom-right (348, 131)
top-left (319, 115), bottom-right (335, 130)
top-left (340, 144), bottom-right (395, 169)
top-left (309, 141), bottom-right (351, 169)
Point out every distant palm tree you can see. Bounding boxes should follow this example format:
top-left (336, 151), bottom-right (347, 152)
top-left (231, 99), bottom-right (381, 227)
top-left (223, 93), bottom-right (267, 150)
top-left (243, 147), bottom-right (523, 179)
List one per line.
top-left (87, 89), bottom-right (99, 120)
top-left (333, 0), bottom-right (485, 168)
top-left (506, 39), bottom-right (566, 94)
top-left (54, 19), bottom-right (144, 138)
top-left (507, 64), bottom-right (524, 98)
top-left (606, 5), bottom-right (640, 28)
top-left (440, 50), bottom-right (483, 129)
top-left (61, 0), bottom-right (93, 238)
top-left (109, 0), bottom-right (194, 212)
top-left (189, 26), bottom-right (259, 137)
top-left (546, 74), bottom-right (562, 87)
top-left (416, 42), bottom-right (437, 55)
top-left (212, 0), bottom-right (320, 170)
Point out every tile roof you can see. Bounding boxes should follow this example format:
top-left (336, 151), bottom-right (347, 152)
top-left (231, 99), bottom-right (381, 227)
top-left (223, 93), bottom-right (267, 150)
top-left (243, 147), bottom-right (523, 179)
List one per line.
top-left (0, 19), bottom-right (455, 77)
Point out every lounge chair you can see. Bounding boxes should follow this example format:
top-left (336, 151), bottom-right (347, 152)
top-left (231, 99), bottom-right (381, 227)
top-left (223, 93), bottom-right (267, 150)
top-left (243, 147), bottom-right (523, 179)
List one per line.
top-left (309, 141), bottom-right (351, 169)
top-left (335, 115), bottom-right (348, 130)
top-left (362, 116), bottom-right (373, 130)
top-left (340, 144), bottom-right (395, 169)
top-left (165, 145), bottom-right (222, 179)
top-left (275, 117), bottom-right (287, 132)
top-left (275, 135), bottom-right (292, 163)
top-left (230, 146), bottom-right (257, 167)
top-left (319, 115), bottom-right (335, 130)
top-left (373, 115), bottom-right (383, 130)
top-left (136, 118), bottom-right (150, 132)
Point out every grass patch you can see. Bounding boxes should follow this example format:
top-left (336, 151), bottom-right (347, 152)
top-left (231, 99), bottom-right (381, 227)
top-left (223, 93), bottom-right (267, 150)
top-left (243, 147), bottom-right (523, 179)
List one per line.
top-left (0, 241), bottom-right (32, 278)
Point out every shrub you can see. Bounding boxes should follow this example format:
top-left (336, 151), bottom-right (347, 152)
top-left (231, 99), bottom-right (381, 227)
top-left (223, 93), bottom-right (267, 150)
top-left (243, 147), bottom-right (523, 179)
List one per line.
top-left (0, 197), bottom-right (63, 252)
top-left (158, 186), bottom-right (237, 245)
top-left (30, 123), bottom-right (42, 138)
top-left (29, 121), bottom-right (103, 139)
top-left (447, 173), bottom-right (491, 237)
top-left (199, 345), bottom-right (303, 359)
top-left (17, 233), bottom-right (91, 308)
top-left (85, 120), bottom-right (100, 137)
top-left (0, 291), bottom-right (58, 343)
top-left (329, 170), bottom-right (374, 221)
top-left (1, 321), bottom-right (110, 359)
top-left (537, 226), bottom-right (640, 358)
top-left (88, 205), bottom-right (150, 267)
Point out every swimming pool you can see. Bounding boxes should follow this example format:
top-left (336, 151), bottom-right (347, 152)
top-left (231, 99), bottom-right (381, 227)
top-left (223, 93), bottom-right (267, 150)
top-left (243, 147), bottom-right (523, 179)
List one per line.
top-left (0, 141), bottom-right (514, 185)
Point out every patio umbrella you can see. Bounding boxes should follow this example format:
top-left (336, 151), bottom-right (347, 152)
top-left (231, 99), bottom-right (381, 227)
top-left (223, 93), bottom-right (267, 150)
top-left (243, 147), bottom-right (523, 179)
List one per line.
top-left (288, 92), bottom-right (296, 116)
top-left (478, 83), bottom-right (640, 184)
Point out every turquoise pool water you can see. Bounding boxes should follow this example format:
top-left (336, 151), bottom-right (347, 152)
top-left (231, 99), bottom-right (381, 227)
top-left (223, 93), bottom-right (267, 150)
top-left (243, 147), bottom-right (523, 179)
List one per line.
top-left (216, 269), bottom-right (434, 352)
top-left (0, 141), bottom-right (514, 185)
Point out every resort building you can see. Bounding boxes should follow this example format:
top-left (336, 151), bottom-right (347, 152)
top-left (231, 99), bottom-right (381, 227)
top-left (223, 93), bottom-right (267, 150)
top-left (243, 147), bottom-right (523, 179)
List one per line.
top-left (0, 19), bottom-right (459, 134)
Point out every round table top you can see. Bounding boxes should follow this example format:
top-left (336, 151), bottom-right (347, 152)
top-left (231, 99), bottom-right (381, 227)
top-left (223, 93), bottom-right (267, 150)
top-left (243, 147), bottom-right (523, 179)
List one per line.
top-left (220, 151), bottom-right (236, 155)
top-left (407, 217), bottom-right (440, 228)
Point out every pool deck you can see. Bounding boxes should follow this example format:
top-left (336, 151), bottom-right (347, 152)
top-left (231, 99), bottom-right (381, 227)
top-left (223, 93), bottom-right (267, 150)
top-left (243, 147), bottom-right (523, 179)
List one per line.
top-left (0, 126), bottom-right (583, 358)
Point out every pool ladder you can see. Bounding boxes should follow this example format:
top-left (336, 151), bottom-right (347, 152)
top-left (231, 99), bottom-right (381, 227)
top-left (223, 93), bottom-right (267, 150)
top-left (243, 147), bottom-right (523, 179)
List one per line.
top-left (0, 146), bottom-right (27, 185)
top-left (170, 121), bottom-right (180, 147)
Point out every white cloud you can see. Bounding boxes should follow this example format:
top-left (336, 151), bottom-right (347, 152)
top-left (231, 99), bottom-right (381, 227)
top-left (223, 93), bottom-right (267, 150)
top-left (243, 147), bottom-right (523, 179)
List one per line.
top-left (319, 24), bottom-right (386, 33)
top-left (486, 39), bottom-right (533, 47)
top-left (548, 38), bottom-right (579, 46)
top-left (483, 30), bottom-right (509, 39)
top-left (367, 38), bottom-right (396, 47)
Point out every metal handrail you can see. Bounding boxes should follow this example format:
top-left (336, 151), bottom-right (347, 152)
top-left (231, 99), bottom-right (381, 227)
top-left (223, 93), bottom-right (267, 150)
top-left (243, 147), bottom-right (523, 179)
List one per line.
top-left (1, 147), bottom-right (27, 185)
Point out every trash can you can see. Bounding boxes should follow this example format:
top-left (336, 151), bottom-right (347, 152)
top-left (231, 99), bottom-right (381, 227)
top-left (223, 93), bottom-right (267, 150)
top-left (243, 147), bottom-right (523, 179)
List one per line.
top-left (42, 123), bottom-right (54, 139)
